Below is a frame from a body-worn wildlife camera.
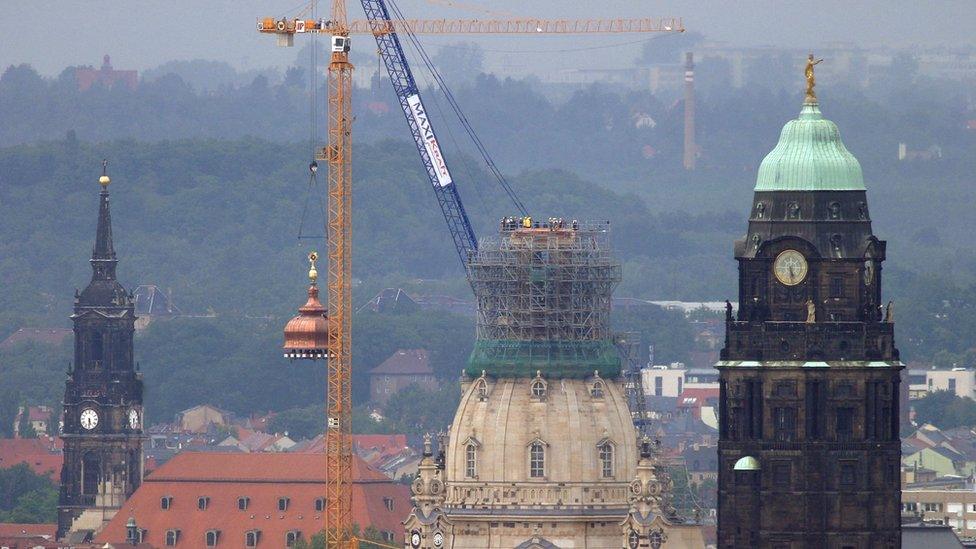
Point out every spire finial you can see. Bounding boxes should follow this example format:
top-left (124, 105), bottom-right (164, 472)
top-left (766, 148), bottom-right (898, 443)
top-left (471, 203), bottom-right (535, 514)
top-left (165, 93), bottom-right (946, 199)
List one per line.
top-left (307, 251), bottom-right (319, 284)
top-left (99, 159), bottom-right (111, 187)
top-left (805, 53), bottom-right (824, 104)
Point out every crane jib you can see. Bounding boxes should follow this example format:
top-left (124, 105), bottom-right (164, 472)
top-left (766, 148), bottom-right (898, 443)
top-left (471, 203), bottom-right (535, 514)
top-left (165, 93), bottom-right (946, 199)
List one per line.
top-left (406, 94), bottom-right (453, 187)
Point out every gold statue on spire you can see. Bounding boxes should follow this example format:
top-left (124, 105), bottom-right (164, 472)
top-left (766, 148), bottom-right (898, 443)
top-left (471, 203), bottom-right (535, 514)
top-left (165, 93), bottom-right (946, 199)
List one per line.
top-left (98, 159), bottom-right (111, 187)
top-left (805, 53), bottom-right (823, 103)
top-left (308, 251), bottom-right (319, 283)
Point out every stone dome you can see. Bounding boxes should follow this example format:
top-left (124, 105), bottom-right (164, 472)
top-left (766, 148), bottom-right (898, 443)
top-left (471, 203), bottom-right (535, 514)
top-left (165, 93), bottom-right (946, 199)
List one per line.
top-left (755, 101), bottom-right (864, 192)
top-left (443, 373), bottom-right (637, 510)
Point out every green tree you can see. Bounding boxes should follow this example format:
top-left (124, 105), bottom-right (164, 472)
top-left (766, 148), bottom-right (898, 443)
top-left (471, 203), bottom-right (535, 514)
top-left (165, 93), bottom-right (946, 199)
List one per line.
top-left (18, 406), bottom-right (37, 439)
top-left (913, 390), bottom-right (976, 430)
top-left (0, 464), bottom-right (57, 520)
top-left (270, 405), bottom-right (324, 440)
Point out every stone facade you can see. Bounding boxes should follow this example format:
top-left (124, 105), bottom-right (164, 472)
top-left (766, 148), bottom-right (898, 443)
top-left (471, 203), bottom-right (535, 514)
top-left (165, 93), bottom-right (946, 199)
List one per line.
top-left (716, 98), bottom-right (903, 548)
top-left (58, 172), bottom-right (144, 540)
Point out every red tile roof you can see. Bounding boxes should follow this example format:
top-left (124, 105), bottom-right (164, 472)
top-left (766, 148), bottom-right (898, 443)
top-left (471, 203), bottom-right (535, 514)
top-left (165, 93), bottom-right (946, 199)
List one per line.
top-left (28, 406), bottom-right (53, 422)
top-left (0, 523), bottom-right (56, 538)
top-left (95, 452), bottom-right (409, 547)
top-left (0, 437), bottom-right (62, 480)
top-left (369, 349), bottom-right (432, 375)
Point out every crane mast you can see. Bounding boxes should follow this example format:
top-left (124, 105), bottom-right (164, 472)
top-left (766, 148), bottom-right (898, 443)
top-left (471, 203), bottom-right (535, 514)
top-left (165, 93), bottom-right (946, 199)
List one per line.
top-left (322, 0), bottom-right (353, 544)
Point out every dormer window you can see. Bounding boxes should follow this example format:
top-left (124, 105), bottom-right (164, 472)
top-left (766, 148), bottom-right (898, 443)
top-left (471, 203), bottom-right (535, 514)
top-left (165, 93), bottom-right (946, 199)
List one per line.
top-left (198, 496), bottom-right (210, 510)
top-left (474, 377), bottom-right (489, 400)
top-left (828, 201), bottom-right (841, 219)
top-left (590, 373), bottom-right (605, 399)
top-left (238, 496), bottom-right (250, 510)
top-left (530, 371), bottom-right (547, 399)
top-left (205, 530), bottom-right (220, 547)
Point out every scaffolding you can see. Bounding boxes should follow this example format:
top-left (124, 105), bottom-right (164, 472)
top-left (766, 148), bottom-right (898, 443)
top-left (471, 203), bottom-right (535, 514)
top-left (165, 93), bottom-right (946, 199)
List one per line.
top-left (466, 219), bottom-right (622, 378)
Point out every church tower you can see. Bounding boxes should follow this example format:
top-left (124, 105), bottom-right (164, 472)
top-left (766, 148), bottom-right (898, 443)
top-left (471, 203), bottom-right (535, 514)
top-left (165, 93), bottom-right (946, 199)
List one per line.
top-left (716, 59), bottom-right (902, 548)
top-left (58, 164), bottom-right (144, 541)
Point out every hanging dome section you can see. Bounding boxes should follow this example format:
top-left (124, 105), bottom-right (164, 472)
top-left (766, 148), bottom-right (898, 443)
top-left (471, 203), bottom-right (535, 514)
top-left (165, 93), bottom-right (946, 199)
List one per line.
top-left (283, 253), bottom-right (335, 360)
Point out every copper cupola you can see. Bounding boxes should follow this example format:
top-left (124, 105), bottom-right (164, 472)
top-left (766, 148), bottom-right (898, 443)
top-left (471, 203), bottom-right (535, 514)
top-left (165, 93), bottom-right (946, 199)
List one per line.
top-left (283, 251), bottom-right (335, 359)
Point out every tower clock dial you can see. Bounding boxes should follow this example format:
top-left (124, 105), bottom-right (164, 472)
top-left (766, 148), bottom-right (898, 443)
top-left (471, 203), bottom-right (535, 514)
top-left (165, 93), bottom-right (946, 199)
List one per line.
top-left (128, 409), bottom-right (140, 429)
top-left (773, 249), bottom-right (808, 286)
top-left (79, 408), bottom-right (99, 430)
top-left (410, 531), bottom-right (421, 548)
top-left (432, 531), bottom-right (444, 547)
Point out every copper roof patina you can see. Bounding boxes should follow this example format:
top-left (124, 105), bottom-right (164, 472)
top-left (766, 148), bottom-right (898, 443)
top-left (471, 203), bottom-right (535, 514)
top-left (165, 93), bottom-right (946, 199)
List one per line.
top-left (755, 101), bottom-right (865, 192)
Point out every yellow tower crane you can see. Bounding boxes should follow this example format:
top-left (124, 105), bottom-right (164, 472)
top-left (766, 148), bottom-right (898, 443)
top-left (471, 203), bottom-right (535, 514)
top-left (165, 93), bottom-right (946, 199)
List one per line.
top-left (266, 4), bottom-right (682, 548)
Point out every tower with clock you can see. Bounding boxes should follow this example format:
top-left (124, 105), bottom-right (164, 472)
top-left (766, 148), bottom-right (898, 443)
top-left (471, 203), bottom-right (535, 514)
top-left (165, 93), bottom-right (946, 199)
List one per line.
top-left (57, 165), bottom-right (145, 540)
top-left (716, 65), bottom-right (902, 548)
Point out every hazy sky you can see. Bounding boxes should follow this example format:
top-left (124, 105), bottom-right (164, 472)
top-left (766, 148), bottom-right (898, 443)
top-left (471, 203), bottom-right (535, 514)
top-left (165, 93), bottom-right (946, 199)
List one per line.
top-left (4, 0), bottom-right (974, 76)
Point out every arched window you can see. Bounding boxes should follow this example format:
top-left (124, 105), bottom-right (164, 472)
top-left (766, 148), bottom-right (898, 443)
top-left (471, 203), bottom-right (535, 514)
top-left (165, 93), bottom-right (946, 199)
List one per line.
top-left (529, 442), bottom-right (545, 478)
top-left (285, 531), bottom-right (302, 547)
top-left (598, 442), bottom-right (614, 478)
top-left (165, 530), bottom-right (180, 546)
top-left (314, 497), bottom-right (325, 512)
top-left (205, 530), bottom-right (220, 547)
top-left (474, 378), bottom-right (489, 400)
top-left (531, 380), bottom-right (546, 398)
top-left (245, 530), bottom-right (261, 548)
top-left (82, 452), bottom-right (100, 495)
top-left (238, 496), bottom-right (250, 510)
top-left (465, 444), bottom-right (477, 478)
top-left (591, 381), bottom-right (605, 398)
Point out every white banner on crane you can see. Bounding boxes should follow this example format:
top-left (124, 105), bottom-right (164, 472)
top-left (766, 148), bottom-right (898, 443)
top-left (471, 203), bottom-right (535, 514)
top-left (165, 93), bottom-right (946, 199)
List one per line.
top-left (406, 94), bottom-right (453, 187)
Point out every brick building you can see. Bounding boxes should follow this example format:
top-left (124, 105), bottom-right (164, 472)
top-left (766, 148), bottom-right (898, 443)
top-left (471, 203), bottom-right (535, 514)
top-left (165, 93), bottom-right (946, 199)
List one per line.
top-left (94, 452), bottom-right (410, 547)
top-left (369, 349), bottom-right (438, 403)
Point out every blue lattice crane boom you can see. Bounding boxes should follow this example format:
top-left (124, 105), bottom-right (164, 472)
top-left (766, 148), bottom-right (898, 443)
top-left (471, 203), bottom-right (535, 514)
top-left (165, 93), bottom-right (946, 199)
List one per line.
top-left (360, 0), bottom-right (480, 271)
top-left (353, 0), bottom-right (683, 276)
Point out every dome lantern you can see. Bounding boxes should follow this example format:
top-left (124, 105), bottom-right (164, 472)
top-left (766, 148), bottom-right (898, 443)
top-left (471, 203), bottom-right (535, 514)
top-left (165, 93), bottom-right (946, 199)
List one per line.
top-left (283, 252), bottom-right (335, 360)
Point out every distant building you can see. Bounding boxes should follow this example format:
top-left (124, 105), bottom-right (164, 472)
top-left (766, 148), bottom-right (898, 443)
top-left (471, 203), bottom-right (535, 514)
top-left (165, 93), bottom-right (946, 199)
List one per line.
top-left (359, 288), bottom-right (419, 314)
top-left (74, 55), bottom-right (137, 92)
top-left (0, 328), bottom-right (72, 350)
top-left (132, 284), bottom-right (180, 330)
top-left (368, 349), bottom-right (438, 403)
top-left (13, 405), bottom-right (55, 436)
top-left (175, 404), bottom-right (232, 434)
top-left (682, 443), bottom-right (718, 483)
top-left (641, 364), bottom-right (685, 397)
top-left (902, 483), bottom-right (976, 540)
top-left (898, 142), bottom-right (944, 161)
top-left (908, 368), bottom-right (976, 400)
top-left (93, 452), bottom-right (410, 547)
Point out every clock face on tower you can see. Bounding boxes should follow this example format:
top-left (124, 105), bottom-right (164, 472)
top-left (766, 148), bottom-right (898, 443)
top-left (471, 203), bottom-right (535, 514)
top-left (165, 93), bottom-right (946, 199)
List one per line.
top-left (128, 409), bottom-right (140, 429)
top-left (432, 532), bottom-right (444, 547)
top-left (773, 249), bottom-right (808, 286)
top-left (80, 408), bottom-right (99, 430)
top-left (410, 531), bottom-right (421, 548)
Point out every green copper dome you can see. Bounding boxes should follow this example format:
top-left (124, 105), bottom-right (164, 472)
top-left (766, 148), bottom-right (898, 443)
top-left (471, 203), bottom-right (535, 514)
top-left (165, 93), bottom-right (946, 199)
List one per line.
top-left (755, 102), bottom-right (864, 192)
